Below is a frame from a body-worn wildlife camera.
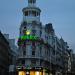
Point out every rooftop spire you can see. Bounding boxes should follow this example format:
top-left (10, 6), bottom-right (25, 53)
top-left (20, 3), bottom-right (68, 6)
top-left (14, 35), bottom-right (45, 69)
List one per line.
top-left (28, 0), bottom-right (36, 7)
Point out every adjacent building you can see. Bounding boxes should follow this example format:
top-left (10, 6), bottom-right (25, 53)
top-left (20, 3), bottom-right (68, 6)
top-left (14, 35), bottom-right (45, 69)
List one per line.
top-left (4, 34), bottom-right (18, 73)
top-left (0, 31), bottom-right (11, 75)
top-left (60, 38), bottom-right (72, 75)
top-left (71, 53), bottom-right (75, 74)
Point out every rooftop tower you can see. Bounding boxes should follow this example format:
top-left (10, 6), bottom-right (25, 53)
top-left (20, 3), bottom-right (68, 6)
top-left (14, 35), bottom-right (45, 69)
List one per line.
top-left (22, 0), bottom-right (41, 23)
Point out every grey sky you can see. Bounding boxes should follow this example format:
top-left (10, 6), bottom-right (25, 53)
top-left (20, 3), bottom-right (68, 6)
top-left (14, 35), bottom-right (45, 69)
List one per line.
top-left (0, 0), bottom-right (75, 52)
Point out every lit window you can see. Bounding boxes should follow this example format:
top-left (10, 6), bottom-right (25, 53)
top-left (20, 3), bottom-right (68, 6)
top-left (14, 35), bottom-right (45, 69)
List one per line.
top-left (30, 71), bottom-right (35, 75)
top-left (18, 71), bottom-right (25, 75)
top-left (35, 71), bottom-right (40, 75)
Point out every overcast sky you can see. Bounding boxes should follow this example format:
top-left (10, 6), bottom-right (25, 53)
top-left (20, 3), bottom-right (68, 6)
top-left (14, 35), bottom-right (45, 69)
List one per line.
top-left (0, 0), bottom-right (75, 52)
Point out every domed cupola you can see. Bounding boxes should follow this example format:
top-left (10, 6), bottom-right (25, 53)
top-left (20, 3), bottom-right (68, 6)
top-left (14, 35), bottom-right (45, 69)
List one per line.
top-left (22, 0), bottom-right (41, 23)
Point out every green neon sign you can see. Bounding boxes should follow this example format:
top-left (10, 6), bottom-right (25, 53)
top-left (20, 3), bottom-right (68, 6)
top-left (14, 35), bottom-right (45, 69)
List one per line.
top-left (20, 35), bottom-right (39, 40)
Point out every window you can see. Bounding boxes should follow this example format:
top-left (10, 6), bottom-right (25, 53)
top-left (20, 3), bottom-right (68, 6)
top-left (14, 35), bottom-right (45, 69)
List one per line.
top-left (39, 48), bottom-right (42, 56)
top-left (39, 45), bottom-right (42, 56)
top-left (23, 51), bottom-right (26, 55)
top-left (18, 71), bottom-right (25, 75)
top-left (29, 0), bottom-right (35, 3)
top-left (33, 0), bottom-right (36, 3)
top-left (32, 42), bottom-right (35, 46)
top-left (29, 0), bottom-right (32, 3)
top-left (31, 60), bottom-right (36, 65)
top-left (47, 50), bottom-right (48, 55)
top-left (22, 21), bottom-right (27, 25)
top-left (32, 11), bottom-right (36, 16)
top-left (38, 12), bottom-right (40, 16)
top-left (37, 12), bottom-right (38, 16)
top-left (40, 31), bottom-right (42, 37)
top-left (32, 30), bottom-right (36, 35)
top-left (29, 10), bottom-right (32, 16)
top-left (23, 30), bottom-right (26, 34)
top-left (25, 11), bottom-right (28, 16)
top-left (45, 35), bottom-right (48, 40)
top-left (24, 26), bottom-right (26, 29)
top-left (32, 42), bottom-right (36, 51)
top-left (52, 50), bottom-right (55, 55)
top-left (22, 60), bottom-right (25, 65)
top-left (32, 51), bottom-right (35, 56)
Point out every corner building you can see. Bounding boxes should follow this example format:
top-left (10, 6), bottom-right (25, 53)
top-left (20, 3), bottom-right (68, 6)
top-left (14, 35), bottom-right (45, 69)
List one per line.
top-left (17, 0), bottom-right (62, 75)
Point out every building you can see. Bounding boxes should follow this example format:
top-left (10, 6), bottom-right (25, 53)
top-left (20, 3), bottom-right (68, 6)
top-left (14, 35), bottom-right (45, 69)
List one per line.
top-left (9, 39), bottom-right (18, 65)
top-left (17, 0), bottom-right (54, 75)
top-left (16, 0), bottom-right (73, 75)
top-left (4, 34), bottom-right (18, 64)
top-left (60, 38), bottom-right (72, 75)
top-left (0, 31), bottom-right (11, 75)
top-left (4, 34), bottom-right (18, 73)
top-left (70, 52), bottom-right (75, 75)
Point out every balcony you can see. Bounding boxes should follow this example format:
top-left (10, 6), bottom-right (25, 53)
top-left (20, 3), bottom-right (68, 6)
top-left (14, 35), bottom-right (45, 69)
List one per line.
top-left (18, 55), bottom-right (44, 60)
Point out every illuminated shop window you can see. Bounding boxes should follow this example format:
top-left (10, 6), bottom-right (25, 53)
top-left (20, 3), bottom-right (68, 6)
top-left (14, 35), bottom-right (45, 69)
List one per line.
top-left (35, 71), bottom-right (39, 75)
top-left (35, 71), bottom-right (42, 75)
top-left (26, 71), bottom-right (30, 75)
top-left (30, 71), bottom-right (35, 75)
top-left (18, 71), bottom-right (25, 75)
